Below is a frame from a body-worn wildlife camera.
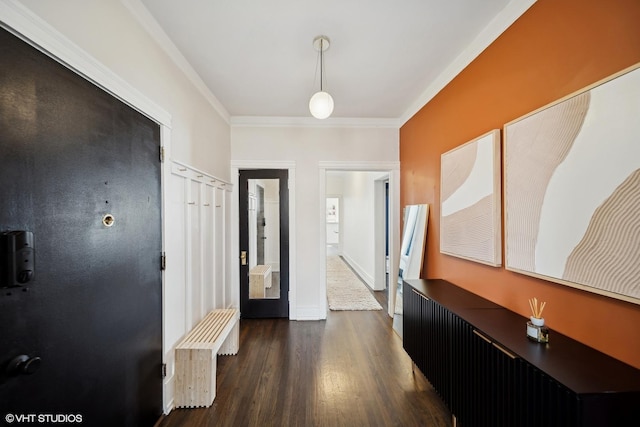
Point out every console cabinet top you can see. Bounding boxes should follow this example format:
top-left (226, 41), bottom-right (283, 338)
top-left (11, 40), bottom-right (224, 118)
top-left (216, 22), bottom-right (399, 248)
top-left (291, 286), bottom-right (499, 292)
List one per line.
top-left (404, 278), bottom-right (640, 395)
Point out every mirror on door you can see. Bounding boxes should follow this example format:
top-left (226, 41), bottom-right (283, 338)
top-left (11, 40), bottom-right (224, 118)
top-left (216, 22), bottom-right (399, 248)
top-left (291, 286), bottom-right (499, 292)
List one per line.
top-left (248, 178), bottom-right (280, 299)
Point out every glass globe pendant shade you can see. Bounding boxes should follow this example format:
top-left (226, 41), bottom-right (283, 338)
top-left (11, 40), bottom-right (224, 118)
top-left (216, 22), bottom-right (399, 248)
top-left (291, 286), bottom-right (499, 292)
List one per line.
top-left (309, 90), bottom-right (334, 119)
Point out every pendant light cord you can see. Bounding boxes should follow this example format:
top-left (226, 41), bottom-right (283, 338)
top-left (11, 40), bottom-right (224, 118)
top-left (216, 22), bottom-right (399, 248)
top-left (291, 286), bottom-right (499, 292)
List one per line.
top-left (320, 38), bottom-right (324, 92)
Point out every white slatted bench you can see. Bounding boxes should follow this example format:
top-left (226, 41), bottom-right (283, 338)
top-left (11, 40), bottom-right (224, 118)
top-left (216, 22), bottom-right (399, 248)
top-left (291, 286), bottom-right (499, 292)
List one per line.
top-left (174, 308), bottom-right (240, 408)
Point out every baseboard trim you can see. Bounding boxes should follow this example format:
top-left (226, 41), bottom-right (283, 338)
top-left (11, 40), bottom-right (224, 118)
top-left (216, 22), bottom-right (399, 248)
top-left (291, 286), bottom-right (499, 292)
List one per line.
top-left (293, 305), bottom-right (325, 320)
top-left (341, 253), bottom-right (376, 290)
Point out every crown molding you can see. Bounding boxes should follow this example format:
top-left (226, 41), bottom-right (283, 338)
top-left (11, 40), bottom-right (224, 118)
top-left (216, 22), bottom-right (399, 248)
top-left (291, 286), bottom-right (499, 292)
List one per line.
top-left (230, 160), bottom-right (297, 170)
top-left (230, 115), bottom-right (402, 129)
top-left (318, 161), bottom-right (400, 171)
top-left (121, 0), bottom-right (230, 124)
top-left (399, 0), bottom-right (537, 126)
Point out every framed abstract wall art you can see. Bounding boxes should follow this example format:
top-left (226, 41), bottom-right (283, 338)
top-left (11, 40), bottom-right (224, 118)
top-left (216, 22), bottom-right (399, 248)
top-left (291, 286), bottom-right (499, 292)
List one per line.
top-left (503, 63), bottom-right (640, 305)
top-left (440, 129), bottom-right (501, 266)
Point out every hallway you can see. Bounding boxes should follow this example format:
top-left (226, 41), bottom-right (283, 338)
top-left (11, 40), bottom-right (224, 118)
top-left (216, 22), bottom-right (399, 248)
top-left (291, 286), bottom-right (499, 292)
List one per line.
top-left (158, 293), bottom-right (451, 426)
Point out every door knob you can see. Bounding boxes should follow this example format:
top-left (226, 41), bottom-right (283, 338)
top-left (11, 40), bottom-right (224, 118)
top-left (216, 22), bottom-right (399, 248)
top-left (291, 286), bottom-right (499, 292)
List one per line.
top-left (240, 251), bottom-right (247, 266)
top-left (7, 355), bottom-right (41, 375)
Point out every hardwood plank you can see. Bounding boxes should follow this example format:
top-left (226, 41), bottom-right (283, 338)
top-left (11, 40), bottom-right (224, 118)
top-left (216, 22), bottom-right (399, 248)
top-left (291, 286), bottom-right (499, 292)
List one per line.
top-left (158, 291), bottom-right (451, 426)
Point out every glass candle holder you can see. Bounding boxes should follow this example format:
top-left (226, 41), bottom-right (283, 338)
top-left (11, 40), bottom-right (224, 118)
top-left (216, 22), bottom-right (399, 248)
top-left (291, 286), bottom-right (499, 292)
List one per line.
top-left (526, 316), bottom-right (549, 343)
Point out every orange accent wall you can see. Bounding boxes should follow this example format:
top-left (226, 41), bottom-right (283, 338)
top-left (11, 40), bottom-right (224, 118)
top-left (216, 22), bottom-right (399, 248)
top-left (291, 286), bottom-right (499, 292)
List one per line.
top-left (400, 0), bottom-right (640, 369)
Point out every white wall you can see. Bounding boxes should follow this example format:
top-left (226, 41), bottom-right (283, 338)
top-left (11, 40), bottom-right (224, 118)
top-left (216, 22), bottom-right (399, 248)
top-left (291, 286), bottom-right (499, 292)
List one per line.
top-left (326, 173), bottom-right (345, 194)
top-left (231, 126), bottom-right (399, 319)
top-left (342, 171), bottom-right (386, 289)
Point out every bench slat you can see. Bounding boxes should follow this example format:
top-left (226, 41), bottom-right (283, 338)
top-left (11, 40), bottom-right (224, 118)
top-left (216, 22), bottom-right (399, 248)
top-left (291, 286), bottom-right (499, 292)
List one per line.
top-left (179, 309), bottom-right (237, 349)
top-left (184, 316), bottom-right (233, 348)
top-left (181, 309), bottom-right (235, 342)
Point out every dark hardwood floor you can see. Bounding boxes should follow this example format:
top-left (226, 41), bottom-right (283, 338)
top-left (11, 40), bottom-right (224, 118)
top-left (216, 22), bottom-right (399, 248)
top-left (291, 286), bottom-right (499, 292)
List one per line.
top-left (157, 290), bottom-right (452, 427)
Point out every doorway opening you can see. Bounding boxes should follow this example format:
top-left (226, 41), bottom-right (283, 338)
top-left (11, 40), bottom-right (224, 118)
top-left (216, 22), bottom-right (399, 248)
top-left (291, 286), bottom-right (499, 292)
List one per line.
top-left (323, 169), bottom-right (397, 314)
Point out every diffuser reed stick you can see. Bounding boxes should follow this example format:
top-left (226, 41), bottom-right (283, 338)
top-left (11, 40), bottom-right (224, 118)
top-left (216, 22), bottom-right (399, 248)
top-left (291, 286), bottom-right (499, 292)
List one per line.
top-left (528, 297), bottom-right (546, 319)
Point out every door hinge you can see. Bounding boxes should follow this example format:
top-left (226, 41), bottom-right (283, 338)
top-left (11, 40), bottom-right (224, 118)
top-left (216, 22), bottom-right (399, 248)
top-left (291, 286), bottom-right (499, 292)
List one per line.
top-left (160, 253), bottom-right (166, 271)
top-left (162, 363), bottom-right (167, 378)
top-left (159, 146), bottom-right (165, 163)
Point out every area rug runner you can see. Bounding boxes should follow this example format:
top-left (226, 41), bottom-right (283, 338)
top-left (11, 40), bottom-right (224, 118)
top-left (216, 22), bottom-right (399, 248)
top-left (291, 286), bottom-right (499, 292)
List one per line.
top-left (326, 256), bottom-right (383, 311)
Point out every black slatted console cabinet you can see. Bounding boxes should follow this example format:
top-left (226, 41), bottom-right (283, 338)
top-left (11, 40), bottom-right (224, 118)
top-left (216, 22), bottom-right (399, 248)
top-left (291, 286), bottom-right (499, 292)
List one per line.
top-left (403, 279), bottom-right (640, 427)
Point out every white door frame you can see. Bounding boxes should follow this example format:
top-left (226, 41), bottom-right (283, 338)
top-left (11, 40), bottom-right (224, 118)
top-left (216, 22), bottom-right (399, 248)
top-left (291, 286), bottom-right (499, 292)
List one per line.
top-left (373, 176), bottom-right (389, 292)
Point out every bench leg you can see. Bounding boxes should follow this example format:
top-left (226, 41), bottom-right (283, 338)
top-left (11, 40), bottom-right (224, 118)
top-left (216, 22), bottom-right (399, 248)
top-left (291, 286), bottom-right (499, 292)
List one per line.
top-left (175, 348), bottom-right (216, 408)
top-left (218, 321), bottom-right (239, 356)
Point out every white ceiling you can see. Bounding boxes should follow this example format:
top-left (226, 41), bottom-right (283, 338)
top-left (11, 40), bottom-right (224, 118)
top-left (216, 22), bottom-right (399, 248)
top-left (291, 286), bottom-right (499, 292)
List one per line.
top-left (133, 0), bottom-right (534, 124)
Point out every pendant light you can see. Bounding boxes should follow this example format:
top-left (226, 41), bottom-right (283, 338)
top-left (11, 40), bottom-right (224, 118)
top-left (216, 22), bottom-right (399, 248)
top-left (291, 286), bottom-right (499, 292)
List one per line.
top-left (309, 36), bottom-right (334, 119)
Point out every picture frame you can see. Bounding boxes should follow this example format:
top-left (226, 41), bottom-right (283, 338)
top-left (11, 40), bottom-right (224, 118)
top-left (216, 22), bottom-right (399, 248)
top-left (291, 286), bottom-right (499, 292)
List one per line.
top-left (503, 63), bottom-right (640, 304)
top-left (440, 129), bottom-right (502, 266)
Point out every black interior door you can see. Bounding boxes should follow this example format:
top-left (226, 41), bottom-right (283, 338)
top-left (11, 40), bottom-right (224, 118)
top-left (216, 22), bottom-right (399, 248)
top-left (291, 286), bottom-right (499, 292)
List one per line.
top-left (239, 169), bottom-right (289, 318)
top-left (0, 27), bottom-right (163, 426)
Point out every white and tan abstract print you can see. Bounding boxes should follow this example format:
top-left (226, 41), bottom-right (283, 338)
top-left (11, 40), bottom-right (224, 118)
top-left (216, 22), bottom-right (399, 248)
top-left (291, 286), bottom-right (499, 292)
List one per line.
top-left (440, 130), bottom-right (501, 266)
top-left (504, 64), bottom-right (640, 303)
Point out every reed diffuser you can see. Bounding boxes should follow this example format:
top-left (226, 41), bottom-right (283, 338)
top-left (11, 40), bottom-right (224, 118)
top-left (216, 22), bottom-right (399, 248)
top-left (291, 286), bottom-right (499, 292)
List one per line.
top-left (527, 297), bottom-right (549, 343)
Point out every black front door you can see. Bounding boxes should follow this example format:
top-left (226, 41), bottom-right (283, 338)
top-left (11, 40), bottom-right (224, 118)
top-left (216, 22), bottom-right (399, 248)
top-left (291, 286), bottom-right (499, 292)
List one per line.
top-left (0, 27), bottom-right (163, 426)
top-left (239, 169), bottom-right (289, 318)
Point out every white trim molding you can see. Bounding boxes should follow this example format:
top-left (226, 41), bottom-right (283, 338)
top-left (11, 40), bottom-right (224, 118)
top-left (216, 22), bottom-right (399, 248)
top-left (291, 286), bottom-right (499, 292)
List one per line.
top-left (318, 161), bottom-right (400, 172)
top-left (231, 116), bottom-right (402, 129)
